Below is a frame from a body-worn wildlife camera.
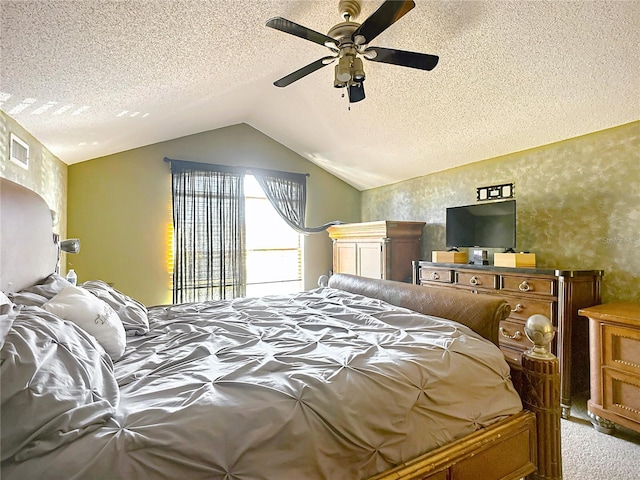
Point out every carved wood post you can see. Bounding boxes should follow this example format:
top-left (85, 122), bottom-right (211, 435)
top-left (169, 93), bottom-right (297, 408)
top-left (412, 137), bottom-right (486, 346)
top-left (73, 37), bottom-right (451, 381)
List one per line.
top-left (522, 314), bottom-right (562, 480)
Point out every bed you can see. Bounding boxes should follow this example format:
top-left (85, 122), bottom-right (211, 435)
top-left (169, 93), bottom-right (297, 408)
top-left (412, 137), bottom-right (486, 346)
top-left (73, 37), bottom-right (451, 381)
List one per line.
top-left (0, 177), bottom-right (561, 480)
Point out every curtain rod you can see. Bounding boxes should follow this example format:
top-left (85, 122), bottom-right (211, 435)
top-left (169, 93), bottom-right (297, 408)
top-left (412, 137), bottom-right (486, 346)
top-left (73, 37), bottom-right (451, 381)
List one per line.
top-left (163, 157), bottom-right (310, 178)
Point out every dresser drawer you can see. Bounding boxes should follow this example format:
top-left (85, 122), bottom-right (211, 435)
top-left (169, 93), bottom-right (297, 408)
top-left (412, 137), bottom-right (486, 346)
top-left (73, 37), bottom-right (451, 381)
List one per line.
top-left (455, 271), bottom-right (498, 290)
top-left (503, 296), bottom-right (556, 325)
top-left (500, 275), bottom-right (556, 296)
top-left (419, 267), bottom-right (454, 284)
top-left (499, 319), bottom-right (530, 351)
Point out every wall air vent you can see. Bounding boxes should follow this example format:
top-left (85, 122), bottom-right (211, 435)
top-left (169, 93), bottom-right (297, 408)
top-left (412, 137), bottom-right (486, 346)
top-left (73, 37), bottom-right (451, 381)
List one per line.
top-left (9, 133), bottom-right (29, 169)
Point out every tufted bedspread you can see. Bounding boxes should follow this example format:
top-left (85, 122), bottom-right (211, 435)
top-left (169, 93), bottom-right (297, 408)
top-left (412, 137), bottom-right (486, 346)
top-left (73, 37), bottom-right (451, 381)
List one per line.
top-left (2, 287), bottom-right (522, 480)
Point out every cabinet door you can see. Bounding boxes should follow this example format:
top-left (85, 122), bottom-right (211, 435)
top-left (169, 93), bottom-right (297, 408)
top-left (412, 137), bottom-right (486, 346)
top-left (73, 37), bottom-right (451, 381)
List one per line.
top-left (357, 242), bottom-right (383, 279)
top-left (334, 242), bottom-right (357, 275)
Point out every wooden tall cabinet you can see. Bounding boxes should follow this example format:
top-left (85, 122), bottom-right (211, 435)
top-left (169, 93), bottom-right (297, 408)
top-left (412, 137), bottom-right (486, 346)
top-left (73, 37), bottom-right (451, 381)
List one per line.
top-left (327, 221), bottom-right (425, 283)
top-left (414, 260), bottom-right (603, 418)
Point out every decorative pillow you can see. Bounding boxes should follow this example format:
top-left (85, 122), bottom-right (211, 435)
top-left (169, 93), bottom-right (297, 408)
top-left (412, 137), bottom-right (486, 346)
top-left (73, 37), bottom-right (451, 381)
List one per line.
top-left (81, 280), bottom-right (149, 336)
top-left (1, 307), bottom-right (119, 462)
top-left (0, 291), bottom-right (18, 350)
top-left (8, 273), bottom-right (71, 307)
top-left (43, 285), bottom-right (127, 361)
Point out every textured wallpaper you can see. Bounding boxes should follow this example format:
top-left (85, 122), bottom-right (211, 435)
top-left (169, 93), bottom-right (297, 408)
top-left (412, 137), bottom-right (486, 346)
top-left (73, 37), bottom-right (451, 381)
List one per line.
top-left (362, 121), bottom-right (640, 303)
top-left (0, 110), bottom-right (68, 238)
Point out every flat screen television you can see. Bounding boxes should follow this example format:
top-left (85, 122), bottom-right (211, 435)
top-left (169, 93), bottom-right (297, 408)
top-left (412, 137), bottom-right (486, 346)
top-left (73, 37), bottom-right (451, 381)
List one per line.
top-left (446, 200), bottom-right (516, 250)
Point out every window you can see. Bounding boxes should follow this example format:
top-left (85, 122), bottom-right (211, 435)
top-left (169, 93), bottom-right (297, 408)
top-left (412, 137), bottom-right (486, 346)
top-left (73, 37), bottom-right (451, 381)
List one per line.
top-left (171, 166), bottom-right (246, 303)
top-left (245, 175), bottom-right (302, 296)
top-left (170, 159), bottom-right (314, 302)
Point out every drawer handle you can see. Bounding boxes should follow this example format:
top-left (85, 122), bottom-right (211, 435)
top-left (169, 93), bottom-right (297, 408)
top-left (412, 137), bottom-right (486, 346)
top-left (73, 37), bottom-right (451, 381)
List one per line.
top-left (430, 272), bottom-right (440, 280)
top-left (518, 281), bottom-right (531, 292)
top-left (511, 303), bottom-right (524, 313)
top-left (500, 327), bottom-right (522, 340)
top-left (469, 276), bottom-right (480, 286)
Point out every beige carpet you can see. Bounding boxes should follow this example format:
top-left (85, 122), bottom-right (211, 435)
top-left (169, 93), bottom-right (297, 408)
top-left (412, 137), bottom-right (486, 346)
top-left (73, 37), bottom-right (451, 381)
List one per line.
top-left (561, 394), bottom-right (640, 479)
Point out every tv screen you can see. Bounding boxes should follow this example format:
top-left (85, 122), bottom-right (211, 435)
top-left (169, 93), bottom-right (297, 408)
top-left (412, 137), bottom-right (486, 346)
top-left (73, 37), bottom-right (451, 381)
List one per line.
top-left (446, 200), bottom-right (516, 249)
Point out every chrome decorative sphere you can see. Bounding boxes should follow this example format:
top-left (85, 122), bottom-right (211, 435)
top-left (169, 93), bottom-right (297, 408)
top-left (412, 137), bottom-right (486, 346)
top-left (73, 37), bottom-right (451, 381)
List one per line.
top-left (524, 314), bottom-right (556, 359)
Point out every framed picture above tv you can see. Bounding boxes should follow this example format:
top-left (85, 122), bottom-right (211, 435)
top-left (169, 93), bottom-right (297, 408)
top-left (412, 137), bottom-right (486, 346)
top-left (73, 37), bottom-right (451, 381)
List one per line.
top-left (477, 183), bottom-right (514, 201)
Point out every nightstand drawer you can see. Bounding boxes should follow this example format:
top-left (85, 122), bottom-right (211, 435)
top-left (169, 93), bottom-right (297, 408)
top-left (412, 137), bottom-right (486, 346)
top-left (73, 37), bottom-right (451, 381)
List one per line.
top-left (603, 324), bottom-right (640, 374)
top-left (602, 367), bottom-right (640, 424)
top-left (500, 275), bottom-right (556, 296)
top-left (455, 271), bottom-right (498, 289)
top-left (419, 268), bottom-right (453, 284)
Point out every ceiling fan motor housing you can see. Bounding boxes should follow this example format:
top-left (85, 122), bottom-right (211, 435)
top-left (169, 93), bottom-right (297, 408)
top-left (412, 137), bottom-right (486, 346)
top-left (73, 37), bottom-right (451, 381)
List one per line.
top-left (327, 21), bottom-right (359, 47)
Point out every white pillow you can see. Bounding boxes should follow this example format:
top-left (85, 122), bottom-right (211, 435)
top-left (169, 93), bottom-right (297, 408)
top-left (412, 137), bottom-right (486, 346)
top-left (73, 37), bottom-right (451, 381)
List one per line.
top-left (43, 285), bottom-right (126, 361)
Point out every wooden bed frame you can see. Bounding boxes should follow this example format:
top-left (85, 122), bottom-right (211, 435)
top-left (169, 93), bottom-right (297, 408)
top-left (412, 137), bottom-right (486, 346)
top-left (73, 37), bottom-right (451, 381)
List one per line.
top-left (329, 273), bottom-right (562, 480)
top-left (0, 177), bottom-right (561, 480)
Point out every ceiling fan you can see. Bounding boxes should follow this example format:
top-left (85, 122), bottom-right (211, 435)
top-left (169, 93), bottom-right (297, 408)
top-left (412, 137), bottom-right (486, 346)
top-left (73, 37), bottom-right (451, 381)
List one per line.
top-left (266, 0), bottom-right (439, 103)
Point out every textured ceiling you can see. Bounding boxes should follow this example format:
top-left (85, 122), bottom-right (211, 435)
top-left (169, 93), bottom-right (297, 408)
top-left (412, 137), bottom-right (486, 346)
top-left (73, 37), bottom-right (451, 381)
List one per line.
top-left (1, 0), bottom-right (638, 190)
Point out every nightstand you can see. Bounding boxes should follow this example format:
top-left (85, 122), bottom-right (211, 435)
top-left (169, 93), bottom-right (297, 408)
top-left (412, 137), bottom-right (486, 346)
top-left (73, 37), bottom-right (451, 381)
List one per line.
top-left (579, 302), bottom-right (640, 434)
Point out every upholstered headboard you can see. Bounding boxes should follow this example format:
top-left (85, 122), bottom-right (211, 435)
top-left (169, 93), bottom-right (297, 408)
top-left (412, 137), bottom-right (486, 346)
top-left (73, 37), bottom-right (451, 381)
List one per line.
top-left (0, 177), bottom-right (58, 292)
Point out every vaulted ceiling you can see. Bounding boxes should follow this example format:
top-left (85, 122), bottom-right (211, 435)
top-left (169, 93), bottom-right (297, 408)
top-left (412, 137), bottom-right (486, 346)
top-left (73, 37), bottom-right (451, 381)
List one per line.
top-left (1, 1), bottom-right (638, 190)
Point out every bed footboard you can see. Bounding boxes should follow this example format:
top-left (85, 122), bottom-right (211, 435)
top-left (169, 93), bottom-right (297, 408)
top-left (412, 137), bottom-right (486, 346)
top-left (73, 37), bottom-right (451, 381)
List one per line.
top-left (520, 336), bottom-right (562, 479)
top-left (328, 274), bottom-right (561, 480)
top-left (367, 356), bottom-right (561, 480)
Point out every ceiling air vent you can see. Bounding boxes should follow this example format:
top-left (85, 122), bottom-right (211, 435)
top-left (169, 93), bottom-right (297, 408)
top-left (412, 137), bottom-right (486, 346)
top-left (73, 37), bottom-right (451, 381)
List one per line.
top-left (9, 133), bottom-right (29, 169)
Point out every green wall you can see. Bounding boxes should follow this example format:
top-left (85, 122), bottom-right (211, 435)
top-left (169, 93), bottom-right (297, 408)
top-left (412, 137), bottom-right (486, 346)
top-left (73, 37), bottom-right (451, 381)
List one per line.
top-left (0, 110), bottom-right (68, 242)
top-left (5, 107), bottom-right (638, 306)
top-left (362, 121), bottom-right (640, 303)
top-left (68, 123), bottom-right (361, 305)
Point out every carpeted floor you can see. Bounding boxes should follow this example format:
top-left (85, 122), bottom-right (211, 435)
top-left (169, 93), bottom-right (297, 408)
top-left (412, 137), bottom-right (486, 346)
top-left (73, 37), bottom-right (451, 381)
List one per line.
top-left (561, 393), bottom-right (640, 479)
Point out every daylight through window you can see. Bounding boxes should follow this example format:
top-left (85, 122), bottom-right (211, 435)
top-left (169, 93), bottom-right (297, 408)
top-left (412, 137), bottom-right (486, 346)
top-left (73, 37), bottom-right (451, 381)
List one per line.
top-left (244, 175), bottom-right (302, 296)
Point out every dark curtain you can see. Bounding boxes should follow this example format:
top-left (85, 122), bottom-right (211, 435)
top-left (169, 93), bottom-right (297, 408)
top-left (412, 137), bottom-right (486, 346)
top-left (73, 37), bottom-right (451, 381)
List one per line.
top-left (252, 168), bottom-right (342, 234)
top-left (171, 163), bottom-right (246, 303)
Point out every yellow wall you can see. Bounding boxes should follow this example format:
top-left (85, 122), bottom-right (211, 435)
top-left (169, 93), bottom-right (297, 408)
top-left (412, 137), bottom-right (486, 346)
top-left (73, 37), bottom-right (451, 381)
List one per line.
top-left (362, 121), bottom-right (640, 303)
top-left (68, 123), bottom-right (361, 305)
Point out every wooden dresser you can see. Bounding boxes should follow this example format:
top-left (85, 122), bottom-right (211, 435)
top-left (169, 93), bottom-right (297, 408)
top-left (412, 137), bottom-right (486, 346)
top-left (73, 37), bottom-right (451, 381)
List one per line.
top-left (579, 303), bottom-right (640, 434)
top-left (327, 221), bottom-right (425, 283)
top-left (413, 260), bottom-right (603, 418)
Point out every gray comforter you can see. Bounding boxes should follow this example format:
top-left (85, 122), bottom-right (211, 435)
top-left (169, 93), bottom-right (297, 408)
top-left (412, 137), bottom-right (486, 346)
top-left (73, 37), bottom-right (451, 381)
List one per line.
top-left (2, 287), bottom-right (521, 479)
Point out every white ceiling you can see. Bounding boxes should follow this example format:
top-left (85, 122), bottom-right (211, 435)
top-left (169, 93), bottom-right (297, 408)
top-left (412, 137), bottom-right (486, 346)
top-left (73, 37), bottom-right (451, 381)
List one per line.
top-left (1, 0), bottom-right (638, 190)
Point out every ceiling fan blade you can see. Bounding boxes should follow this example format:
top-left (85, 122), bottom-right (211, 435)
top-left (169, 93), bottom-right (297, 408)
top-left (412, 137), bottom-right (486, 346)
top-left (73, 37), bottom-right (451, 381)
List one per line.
top-left (266, 17), bottom-right (338, 48)
top-left (365, 47), bottom-right (439, 71)
top-left (348, 82), bottom-right (365, 103)
top-left (273, 57), bottom-right (335, 87)
top-left (352, 0), bottom-right (415, 45)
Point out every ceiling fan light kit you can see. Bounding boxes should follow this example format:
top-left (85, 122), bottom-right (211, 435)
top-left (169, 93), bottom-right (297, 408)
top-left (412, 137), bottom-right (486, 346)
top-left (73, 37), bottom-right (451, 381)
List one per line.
top-left (266, 0), bottom-right (439, 104)
top-left (336, 55), bottom-right (353, 83)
